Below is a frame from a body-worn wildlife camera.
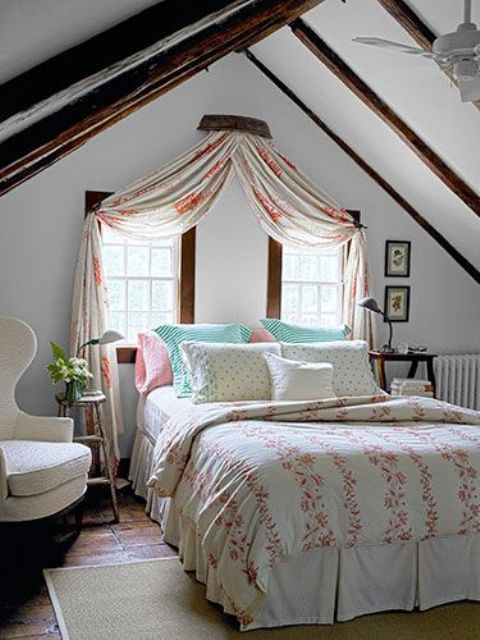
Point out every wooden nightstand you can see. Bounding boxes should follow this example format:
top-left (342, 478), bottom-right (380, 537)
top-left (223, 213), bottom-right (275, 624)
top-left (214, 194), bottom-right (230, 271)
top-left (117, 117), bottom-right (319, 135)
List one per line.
top-left (56, 392), bottom-right (119, 523)
top-left (369, 351), bottom-right (437, 396)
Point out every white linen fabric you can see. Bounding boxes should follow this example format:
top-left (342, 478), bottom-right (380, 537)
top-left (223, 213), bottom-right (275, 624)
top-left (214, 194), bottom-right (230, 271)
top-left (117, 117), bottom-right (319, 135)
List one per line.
top-left (130, 386), bottom-right (193, 526)
top-left (173, 500), bottom-right (480, 630)
top-left (1, 477), bottom-right (89, 522)
top-left (148, 395), bottom-right (480, 627)
top-left (281, 340), bottom-right (378, 398)
top-left (71, 131), bottom-right (374, 469)
top-left (131, 392), bottom-right (480, 630)
top-left (181, 342), bottom-right (281, 403)
top-left (264, 352), bottom-right (335, 401)
top-left (2, 440), bottom-right (91, 497)
top-left (0, 316), bottom-right (91, 522)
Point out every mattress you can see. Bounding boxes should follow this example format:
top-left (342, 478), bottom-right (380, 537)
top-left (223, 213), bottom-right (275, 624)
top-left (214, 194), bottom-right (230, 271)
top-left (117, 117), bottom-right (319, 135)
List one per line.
top-left (137, 385), bottom-right (192, 444)
top-left (130, 385), bottom-right (191, 521)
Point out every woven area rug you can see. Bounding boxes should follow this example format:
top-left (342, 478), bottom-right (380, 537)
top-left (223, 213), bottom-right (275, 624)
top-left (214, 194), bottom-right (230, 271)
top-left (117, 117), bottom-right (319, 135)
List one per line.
top-left (44, 557), bottom-right (480, 640)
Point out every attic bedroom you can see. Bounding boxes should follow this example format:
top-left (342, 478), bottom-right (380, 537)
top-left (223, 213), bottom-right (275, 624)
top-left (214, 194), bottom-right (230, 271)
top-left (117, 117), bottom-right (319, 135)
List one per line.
top-left (1, 1), bottom-right (480, 638)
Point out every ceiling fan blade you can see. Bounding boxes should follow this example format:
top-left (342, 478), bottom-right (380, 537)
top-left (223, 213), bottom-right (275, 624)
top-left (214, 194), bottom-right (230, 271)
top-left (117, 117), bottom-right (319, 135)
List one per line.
top-left (457, 75), bottom-right (480, 102)
top-left (352, 36), bottom-right (450, 68)
top-left (352, 37), bottom-right (432, 56)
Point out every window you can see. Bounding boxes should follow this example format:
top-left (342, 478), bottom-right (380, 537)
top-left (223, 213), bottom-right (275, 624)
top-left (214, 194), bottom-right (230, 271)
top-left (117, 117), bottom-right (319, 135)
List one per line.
top-left (101, 224), bottom-right (180, 341)
top-left (281, 246), bottom-right (343, 326)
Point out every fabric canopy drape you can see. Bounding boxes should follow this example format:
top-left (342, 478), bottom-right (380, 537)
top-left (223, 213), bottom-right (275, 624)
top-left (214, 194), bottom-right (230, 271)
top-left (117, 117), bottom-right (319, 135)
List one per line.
top-left (71, 130), bottom-right (374, 471)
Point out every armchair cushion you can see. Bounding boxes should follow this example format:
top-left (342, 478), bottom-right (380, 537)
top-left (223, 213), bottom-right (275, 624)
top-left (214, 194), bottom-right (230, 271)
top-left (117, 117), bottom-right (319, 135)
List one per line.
top-left (1, 440), bottom-right (91, 497)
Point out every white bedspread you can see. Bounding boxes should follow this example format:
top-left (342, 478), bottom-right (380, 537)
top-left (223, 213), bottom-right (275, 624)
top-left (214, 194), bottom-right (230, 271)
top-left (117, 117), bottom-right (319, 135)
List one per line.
top-left (148, 394), bottom-right (480, 626)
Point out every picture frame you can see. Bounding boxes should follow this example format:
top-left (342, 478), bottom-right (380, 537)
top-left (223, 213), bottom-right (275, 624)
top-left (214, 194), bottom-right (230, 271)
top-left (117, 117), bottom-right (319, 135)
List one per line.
top-left (384, 286), bottom-right (410, 323)
top-left (385, 240), bottom-right (411, 277)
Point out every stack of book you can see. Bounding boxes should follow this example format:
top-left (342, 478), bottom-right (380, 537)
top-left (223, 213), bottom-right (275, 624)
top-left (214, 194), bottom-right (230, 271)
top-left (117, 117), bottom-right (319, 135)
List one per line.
top-left (390, 378), bottom-right (434, 397)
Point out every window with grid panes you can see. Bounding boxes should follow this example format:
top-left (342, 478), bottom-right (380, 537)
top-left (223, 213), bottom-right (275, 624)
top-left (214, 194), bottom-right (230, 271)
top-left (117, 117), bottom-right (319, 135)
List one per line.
top-left (101, 224), bottom-right (179, 341)
top-left (281, 246), bottom-right (343, 326)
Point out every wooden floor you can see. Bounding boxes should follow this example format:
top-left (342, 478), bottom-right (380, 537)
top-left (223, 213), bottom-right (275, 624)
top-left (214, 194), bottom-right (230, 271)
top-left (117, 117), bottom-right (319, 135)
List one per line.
top-left (0, 489), bottom-right (176, 639)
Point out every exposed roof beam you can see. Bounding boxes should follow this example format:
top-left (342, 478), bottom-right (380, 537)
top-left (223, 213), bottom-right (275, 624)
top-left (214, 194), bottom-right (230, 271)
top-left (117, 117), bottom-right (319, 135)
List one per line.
top-left (0, 0), bottom-right (248, 125)
top-left (375, 0), bottom-right (480, 111)
top-left (376, 0), bottom-right (436, 50)
top-left (245, 49), bottom-right (480, 286)
top-left (0, 0), bottom-right (324, 197)
top-left (291, 18), bottom-right (480, 219)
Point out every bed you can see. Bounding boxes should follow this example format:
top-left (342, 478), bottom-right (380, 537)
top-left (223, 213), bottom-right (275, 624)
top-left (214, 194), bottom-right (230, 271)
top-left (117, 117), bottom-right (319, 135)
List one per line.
top-left (129, 386), bottom-right (189, 527)
top-left (132, 387), bottom-right (480, 631)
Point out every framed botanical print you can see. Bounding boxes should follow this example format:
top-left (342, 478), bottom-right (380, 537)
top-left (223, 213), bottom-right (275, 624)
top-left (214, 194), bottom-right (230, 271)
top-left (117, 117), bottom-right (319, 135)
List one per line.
top-left (384, 286), bottom-right (410, 322)
top-left (385, 240), bottom-right (411, 277)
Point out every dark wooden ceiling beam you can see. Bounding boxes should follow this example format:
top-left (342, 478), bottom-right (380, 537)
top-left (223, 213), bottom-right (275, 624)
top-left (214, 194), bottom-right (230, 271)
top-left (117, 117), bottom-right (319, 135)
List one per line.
top-left (376, 0), bottom-right (436, 50)
top-left (375, 0), bottom-right (480, 111)
top-left (0, 0), bottom-right (324, 197)
top-left (290, 18), bottom-right (480, 218)
top-left (245, 49), bottom-right (480, 286)
top-left (0, 0), bottom-right (247, 124)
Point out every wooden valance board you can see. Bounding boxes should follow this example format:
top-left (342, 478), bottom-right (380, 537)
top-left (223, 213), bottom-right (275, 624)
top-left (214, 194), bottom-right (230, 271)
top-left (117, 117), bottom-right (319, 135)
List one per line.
top-left (198, 114), bottom-right (272, 138)
top-left (85, 191), bottom-right (196, 363)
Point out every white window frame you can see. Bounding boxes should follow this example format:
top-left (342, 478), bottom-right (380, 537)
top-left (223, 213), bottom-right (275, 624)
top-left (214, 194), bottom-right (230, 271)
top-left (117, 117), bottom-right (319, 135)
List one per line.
top-left (281, 245), bottom-right (345, 326)
top-left (101, 225), bottom-right (180, 342)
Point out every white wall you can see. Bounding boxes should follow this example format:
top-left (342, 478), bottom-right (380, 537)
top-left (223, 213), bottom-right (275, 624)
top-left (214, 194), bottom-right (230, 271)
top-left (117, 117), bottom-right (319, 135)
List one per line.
top-left (1, 53), bottom-right (479, 456)
top-left (0, 0), bottom-right (159, 82)
top-left (196, 176), bottom-right (268, 326)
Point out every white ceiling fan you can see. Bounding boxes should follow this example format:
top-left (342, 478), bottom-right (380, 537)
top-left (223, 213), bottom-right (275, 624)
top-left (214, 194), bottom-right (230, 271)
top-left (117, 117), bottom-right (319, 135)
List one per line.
top-left (353, 0), bottom-right (480, 102)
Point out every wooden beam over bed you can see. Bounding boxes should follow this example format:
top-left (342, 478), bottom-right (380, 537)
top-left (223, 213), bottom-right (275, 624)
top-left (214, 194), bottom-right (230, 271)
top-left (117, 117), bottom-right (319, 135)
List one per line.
top-left (0, 0), bottom-right (325, 198)
top-left (290, 19), bottom-right (480, 220)
top-left (245, 50), bottom-right (480, 286)
top-left (375, 0), bottom-right (480, 112)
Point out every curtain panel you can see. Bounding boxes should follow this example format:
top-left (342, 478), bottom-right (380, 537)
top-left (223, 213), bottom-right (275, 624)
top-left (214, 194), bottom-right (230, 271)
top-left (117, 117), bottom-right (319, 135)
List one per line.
top-left (71, 131), bottom-right (375, 471)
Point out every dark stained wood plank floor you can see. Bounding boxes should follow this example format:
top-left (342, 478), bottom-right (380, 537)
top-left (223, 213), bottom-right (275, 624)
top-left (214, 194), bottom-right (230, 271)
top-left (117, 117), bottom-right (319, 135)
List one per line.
top-left (0, 489), bottom-right (176, 639)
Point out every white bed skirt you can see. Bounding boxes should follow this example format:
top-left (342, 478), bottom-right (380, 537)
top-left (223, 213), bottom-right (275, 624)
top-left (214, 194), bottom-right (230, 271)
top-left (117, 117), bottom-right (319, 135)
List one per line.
top-left (129, 427), bottom-right (480, 630)
top-left (129, 424), bottom-right (170, 526)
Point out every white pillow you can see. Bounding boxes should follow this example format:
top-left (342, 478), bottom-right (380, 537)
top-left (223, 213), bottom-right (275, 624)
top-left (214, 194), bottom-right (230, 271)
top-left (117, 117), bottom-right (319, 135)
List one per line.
top-left (264, 352), bottom-right (336, 401)
top-left (281, 340), bottom-right (377, 398)
top-left (181, 342), bottom-right (281, 403)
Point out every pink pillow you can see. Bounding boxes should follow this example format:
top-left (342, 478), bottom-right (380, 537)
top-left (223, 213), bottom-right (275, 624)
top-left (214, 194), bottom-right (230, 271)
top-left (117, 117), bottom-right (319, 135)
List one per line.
top-left (250, 328), bottom-right (275, 343)
top-left (135, 331), bottom-right (173, 395)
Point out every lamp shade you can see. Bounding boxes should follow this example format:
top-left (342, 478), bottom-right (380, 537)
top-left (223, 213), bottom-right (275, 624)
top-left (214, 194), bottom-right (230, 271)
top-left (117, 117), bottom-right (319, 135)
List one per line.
top-left (357, 296), bottom-right (383, 314)
top-left (98, 330), bottom-right (124, 345)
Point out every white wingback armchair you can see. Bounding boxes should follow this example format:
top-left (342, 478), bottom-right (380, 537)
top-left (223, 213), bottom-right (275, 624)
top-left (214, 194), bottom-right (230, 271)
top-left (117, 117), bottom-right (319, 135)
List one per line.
top-left (0, 316), bottom-right (91, 522)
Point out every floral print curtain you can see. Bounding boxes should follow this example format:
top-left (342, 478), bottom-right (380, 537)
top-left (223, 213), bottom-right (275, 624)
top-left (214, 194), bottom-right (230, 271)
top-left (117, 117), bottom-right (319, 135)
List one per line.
top-left (71, 130), bottom-right (374, 470)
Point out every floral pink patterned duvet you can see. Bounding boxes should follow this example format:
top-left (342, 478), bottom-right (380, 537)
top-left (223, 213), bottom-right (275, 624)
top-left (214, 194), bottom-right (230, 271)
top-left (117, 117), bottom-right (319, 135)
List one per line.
top-left (148, 395), bottom-right (480, 626)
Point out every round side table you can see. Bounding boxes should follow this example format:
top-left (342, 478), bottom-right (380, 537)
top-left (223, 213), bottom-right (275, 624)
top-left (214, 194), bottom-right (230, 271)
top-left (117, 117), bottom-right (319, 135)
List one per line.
top-left (56, 392), bottom-right (119, 523)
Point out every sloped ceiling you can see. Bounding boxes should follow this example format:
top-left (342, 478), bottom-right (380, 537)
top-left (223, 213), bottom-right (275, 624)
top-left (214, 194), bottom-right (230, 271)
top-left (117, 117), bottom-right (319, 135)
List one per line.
top-left (0, 0), bottom-right (478, 270)
top-left (251, 0), bottom-right (480, 268)
top-left (0, 0), bottom-right (160, 82)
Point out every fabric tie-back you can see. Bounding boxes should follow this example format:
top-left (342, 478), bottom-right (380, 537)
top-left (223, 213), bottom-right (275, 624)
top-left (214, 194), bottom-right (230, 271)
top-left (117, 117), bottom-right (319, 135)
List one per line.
top-left (71, 131), bottom-right (374, 471)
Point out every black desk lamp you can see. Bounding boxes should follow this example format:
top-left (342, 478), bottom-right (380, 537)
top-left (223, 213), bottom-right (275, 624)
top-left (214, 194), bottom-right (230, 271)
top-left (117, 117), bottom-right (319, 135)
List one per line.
top-left (357, 296), bottom-right (395, 353)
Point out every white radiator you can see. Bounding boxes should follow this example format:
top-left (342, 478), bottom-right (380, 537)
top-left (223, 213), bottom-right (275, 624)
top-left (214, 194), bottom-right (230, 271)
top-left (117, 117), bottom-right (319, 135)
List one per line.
top-left (434, 354), bottom-right (480, 410)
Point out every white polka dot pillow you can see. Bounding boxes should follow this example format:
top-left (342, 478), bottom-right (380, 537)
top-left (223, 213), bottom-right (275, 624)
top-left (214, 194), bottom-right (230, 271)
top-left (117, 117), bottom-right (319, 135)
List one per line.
top-left (281, 340), bottom-right (377, 398)
top-left (181, 342), bottom-right (281, 403)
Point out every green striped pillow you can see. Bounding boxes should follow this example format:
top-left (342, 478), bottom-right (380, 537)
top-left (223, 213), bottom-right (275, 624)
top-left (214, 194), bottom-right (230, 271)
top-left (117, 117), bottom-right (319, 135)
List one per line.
top-left (154, 323), bottom-right (252, 397)
top-left (261, 318), bottom-right (351, 343)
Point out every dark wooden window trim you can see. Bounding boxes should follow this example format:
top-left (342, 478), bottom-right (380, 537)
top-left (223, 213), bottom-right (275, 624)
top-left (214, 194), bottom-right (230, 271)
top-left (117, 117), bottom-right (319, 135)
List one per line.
top-left (85, 190), bottom-right (196, 363)
top-left (266, 237), bottom-right (282, 319)
top-left (266, 210), bottom-right (360, 319)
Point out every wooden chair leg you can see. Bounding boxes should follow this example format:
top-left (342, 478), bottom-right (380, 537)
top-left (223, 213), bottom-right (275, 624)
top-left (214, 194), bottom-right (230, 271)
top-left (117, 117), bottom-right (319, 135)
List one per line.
top-left (74, 500), bottom-right (84, 533)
